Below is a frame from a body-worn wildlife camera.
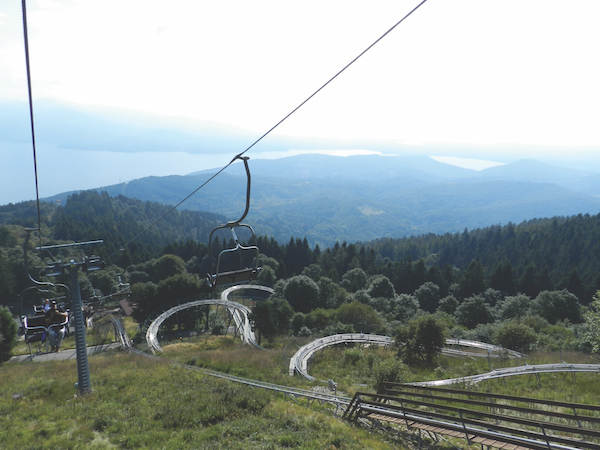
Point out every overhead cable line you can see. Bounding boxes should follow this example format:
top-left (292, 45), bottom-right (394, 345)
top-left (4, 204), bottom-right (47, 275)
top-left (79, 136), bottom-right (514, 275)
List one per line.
top-left (105, 0), bottom-right (430, 262)
top-left (233, 0), bottom-right (430, 160)
top-left (21, 0), bottom-right (43, 249)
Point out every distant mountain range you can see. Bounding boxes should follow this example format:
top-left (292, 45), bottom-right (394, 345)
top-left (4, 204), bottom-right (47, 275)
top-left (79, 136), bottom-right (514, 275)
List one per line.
top-left (46, 154), bottom-right (600, 247)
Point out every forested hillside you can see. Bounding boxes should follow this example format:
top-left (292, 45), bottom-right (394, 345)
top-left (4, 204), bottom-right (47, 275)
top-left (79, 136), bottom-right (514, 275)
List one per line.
top-left (3, 190), bottom-right (600, 355)
top-left (359, 214), bottom-right (600, 303)
top-left (45, 154), bottom-right (600, 247)
top-left (2, 190), bottom-right (600, 307)
top-left (0, 191), bottom-right (224, 306)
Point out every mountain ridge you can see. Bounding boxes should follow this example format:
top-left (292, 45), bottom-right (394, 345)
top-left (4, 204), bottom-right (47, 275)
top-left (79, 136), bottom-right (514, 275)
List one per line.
top-left (44, 154), bottom-right (600, 247)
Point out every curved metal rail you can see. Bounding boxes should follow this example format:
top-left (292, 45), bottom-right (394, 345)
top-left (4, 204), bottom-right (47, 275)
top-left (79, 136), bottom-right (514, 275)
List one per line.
top-left (114, 316), bottom-right (350, 409)
top-left (445, 338), bottom-right (524, 358)
top-left (146, 299), bottom-right (254, 353)
top-left (290, 334), bottom-right (394, 380)
top-left (409, 362), bottom-right (600, 386)
top-left (289, 335), bottom-right (524, 380)
top-left (146, 285), bottom-right (274, 353)
top-left (220, 284), bottom-right (275, 302)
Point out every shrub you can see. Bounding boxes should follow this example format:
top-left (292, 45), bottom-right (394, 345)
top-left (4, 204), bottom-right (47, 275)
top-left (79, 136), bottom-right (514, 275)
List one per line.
top-left (343, 347), bottom-right (364, 366)
top-left (395, 315), bottom-right (446, 365)
top-left (297, 326), bottom-right (312, 337)
top-left (372, 357), bottom-right (408, 389)
top-left (455, 295), bottom-right (493, 329)
top-left (581, 292), bottom-right (600, 353)
top-left (322, 321), bottom-right (354, 336)
top-left (0, 306), bottom-right (17, 362)
top-left (493, 321), bottom-right (538, 351)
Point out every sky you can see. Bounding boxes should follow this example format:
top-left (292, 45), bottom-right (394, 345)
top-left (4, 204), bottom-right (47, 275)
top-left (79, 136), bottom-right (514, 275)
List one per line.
top-left (1, 0), bottom-right (600, 205)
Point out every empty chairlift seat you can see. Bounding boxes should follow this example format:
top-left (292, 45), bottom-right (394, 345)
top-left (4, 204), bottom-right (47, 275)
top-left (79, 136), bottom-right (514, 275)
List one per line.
top-left (206, 156), bottom-right (261, 288)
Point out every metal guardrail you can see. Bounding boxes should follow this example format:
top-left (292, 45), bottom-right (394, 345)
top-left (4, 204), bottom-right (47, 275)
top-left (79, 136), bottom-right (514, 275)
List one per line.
top-left (221, 284), bottom-right (275, 348)
top-left (445, 338), bottom-right (524, 357)
top-left (345, 385), bottom-right (600, 450)
top-left (219, 284), bottom-right (275, 303)
top-left (111, 315), bottom-right (131, 348)
top-left (112, 315), bottom-right (349, 408)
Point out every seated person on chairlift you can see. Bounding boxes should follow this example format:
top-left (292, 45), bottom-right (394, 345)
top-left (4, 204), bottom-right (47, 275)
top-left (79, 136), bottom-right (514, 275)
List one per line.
top-left (45, 301), bottom-right (67, 352)
top-left (43, 298), bottom-right (51, 312)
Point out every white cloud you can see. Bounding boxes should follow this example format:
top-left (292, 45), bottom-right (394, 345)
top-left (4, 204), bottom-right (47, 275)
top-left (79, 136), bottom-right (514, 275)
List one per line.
top-left (2, 0), bottom-right (595, 148)
top-left (1, 0), bottom-right (600, 205)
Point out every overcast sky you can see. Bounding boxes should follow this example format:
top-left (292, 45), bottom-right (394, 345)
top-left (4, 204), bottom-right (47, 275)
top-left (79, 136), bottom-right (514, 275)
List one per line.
top-left (1, 0), bottom-right (600, 204)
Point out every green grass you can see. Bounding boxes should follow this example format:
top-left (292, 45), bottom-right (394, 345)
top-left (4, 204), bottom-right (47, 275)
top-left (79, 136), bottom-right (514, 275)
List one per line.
top-left (4, 326), bottom-right (599, 449)
top-left (1, 348), bottom-right (408, 449)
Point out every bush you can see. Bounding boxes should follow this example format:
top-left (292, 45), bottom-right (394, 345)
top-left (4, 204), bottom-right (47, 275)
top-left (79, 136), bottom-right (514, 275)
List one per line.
top-left (395, 315), bottom-right (446, 365)
top-left (343, 347), bottom-right (364, 366)
top-left (335, 301), bottom-right (383, 334)
top-left (209, 310), bottom-right (227, 336)
top-left (0, 306), bottom-right (17, 362)
top-left (372, 357), bottom-right (408, 390)
top-left (297, 326), bottom-right (312, 337)
top-left (455, 295), bottom-right (493, 329)
top-left (322, 321), bottom-right (354, 336)
top-left (532, 290), bottom-right (582, 324)
top-left (493, 321), bottom-right (537, 351)
top-left (581, 292), bottom-right (600, 353)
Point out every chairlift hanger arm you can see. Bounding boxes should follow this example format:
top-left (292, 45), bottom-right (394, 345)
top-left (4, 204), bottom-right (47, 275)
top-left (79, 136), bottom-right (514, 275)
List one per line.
top-left (23, 228), bottom-right (54, 286)
top-left (36, 239), bottom-right (104, 251)
top-left (227, 155), bottom-right (251, 226)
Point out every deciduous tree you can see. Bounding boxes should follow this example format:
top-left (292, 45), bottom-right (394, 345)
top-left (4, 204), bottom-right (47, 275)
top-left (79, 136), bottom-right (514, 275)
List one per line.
top-left (493, 321), bottom-right (537, 351)
top-left (414, 282), bottom-right (440, 313)
top-left (395, 315), bottom-right (446, 365)
top-left (532, 290), bottom-right (581, 324)
top-left (283, 275), bottom-right (319, 313)
top-left (455, 295), bottom-right (493, 329)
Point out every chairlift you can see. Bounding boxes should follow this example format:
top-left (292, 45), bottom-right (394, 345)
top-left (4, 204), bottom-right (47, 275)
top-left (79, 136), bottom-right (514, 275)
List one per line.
top-left (20, 285), bottom-right (69, 316)
top-left (84, 255), bottom-right (104, 272)
top-left (111, 275), bottom-right (131, 300)
top-left (41, 260), bottom-right (64, 277)
top-left (207, 156), bottom-right (261, 288)
top-left (20, 284), bottom-right (70, 355)
top-left (88, 288), bottom-right (105, 306)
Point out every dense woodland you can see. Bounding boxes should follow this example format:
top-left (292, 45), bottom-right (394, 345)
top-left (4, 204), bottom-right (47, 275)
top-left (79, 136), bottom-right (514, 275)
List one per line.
top-left (1, 190), bottom-right (600, 358)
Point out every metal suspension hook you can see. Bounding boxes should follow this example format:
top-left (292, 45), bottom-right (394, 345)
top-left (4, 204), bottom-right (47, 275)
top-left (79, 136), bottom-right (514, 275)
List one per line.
top-left (227, 155), bottom-right (252, 226)
top-left (23, 227), bottom-right (54, 286)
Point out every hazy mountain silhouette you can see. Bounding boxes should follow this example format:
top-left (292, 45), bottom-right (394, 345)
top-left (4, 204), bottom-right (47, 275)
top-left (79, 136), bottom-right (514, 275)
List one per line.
top-left (45, 154), bottom-right (600, 247)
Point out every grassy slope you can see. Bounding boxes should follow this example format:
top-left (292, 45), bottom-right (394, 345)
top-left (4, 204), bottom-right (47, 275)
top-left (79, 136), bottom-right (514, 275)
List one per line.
top-left (0, 349), bottom-right (401, 450)
top-left (3, 328), bottom-right (598, 449)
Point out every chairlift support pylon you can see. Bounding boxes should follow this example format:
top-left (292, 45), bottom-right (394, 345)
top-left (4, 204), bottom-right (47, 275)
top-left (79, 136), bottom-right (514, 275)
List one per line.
top-left (207, 156), bottom-right (261, 288)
